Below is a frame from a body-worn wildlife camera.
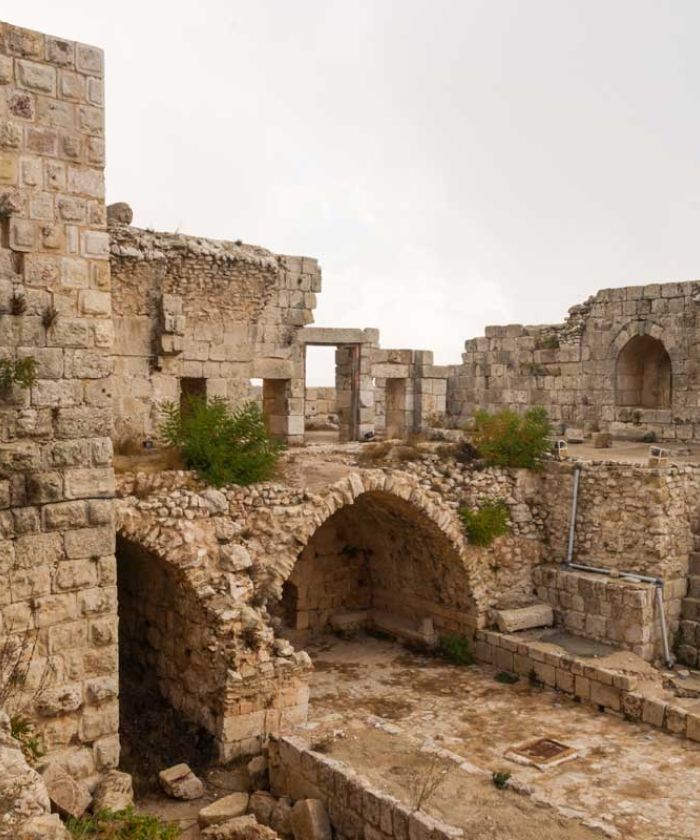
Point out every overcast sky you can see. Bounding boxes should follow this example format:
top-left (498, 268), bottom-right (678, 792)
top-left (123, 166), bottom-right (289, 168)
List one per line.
top-left (13, 1), bottom-right (700, 384)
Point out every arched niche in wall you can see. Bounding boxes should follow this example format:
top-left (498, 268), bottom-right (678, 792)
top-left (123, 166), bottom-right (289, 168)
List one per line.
top-left (615, 334), bottom-right (672, 408)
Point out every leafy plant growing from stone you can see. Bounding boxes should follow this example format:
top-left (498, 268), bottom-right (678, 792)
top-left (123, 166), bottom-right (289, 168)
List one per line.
top-left (0, 356), bottom-right (37, 393)
top-left (9, 292), bottom-right (26, 315)
top-left (10, 714), bottom-right (44, 764)
top-left (439, 634), bottom-right (474, 665)
top-left (159, 397), bottom-right (283, 487)
top-left (459, 499), bottom-right (509, 546)
top-left (66, 807), bottom-right (179, 839)
top-left (472, 407), bottom-right (552, 470)
top-left (42, 304), bottom-right (59, 329)
top-left (491, 770), bottom-right (511, 789)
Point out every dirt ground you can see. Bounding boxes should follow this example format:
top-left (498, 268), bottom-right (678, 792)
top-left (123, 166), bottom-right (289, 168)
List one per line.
top-left (301, 635), bottom-right (700, 840)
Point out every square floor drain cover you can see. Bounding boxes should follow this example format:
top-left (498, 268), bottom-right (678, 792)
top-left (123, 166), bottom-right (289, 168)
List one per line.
top-left (505, 737), bottom-right (578, 770)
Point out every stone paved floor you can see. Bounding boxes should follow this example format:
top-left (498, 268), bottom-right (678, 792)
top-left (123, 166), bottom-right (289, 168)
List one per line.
top-left (302, 635), bottom-right (700, 840)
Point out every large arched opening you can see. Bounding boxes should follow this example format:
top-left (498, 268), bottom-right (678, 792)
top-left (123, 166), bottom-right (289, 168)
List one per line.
top-left (615, 334), bottom-right (672, 408)
top-left (116, 535), bottom-right (219, 790)
top-left (275, 490), bottom-right (478, 644)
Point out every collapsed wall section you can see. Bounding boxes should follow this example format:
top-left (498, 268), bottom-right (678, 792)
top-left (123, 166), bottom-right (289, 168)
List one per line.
top-left (0, 21), bottom-right (118, 782)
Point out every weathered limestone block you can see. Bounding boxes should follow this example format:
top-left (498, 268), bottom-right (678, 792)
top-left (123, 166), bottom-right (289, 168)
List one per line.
top-left (158, 763), bottom-right (204, 800)
top-left (106, 202), bottom-right (133, 225)
top-left (247, 755), bottom-right (268, 791)
top-left (92, 769), bottom-right (133, 812)
top-left (290, 799), bottom-right (332, 840)
top-left (199, 793), bottom-right (251, 827)
top-left (203, 815), bottom-right (278, 840)
top-left (16, 814), bottom-right (71, 840)
top-left (494, 604), bottom-right (553, 633)
top-left (249, 790), bottom-right (276, 825)
top-left (40, 762), bottom-right (91, 819)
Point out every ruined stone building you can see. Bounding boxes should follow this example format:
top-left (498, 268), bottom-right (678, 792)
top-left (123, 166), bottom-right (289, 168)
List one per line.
top-left (5, 18), bottom-right (700, 839)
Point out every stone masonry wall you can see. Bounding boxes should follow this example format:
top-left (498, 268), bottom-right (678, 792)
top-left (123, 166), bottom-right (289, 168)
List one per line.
top-left (304, 387), bottom-right (337, 429)
top-left (110, 223), bottom-right (321, 445)
top-left (447, 281), bottom-right (700, 441)
top-left (0, 21), bottom-right (118, 786)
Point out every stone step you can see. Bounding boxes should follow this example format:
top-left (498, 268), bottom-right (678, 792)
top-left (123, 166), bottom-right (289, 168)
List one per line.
top-left (688, 577), bottom-right (700, 599)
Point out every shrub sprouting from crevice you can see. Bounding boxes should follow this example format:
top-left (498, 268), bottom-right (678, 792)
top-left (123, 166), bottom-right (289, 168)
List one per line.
top-left (459, 499), bottom-right (509, 547)
top-left (472, 407), bottom-right (552, 470)
top-left (0, 356), bottom-right (37, 394)
top-left (438, 634), bottom-right (474, 665)
top-left (159, 397), bottom-right (283, 487)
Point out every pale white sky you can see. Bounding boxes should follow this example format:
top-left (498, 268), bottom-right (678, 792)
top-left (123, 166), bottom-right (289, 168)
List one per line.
top-left (11, 1), bottom-right (700, 384)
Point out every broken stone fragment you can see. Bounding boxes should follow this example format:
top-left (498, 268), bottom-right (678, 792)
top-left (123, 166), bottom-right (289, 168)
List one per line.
top-left (92, 769), bottom-right (134, 812)
top-left (158, 763), bottom-right (205, 800)
top-left (40, 762), bottom-right (91, 819)
top-left (17, 814), bottom-right (72, 840)
top-left (106, 202), bottom-right (133, 225)
top-left (249, 790), bottom-right (276, 825)
top-left (247, 755), bottom-right (269, 791)
top-left (290, 799), bottom-right (332, 840)
top-left (202, 814), bottom-right (279, 840)
top-left (199, 792), bottom-right (251, 827)
top-left (270, 797), bottom-right (293, 836)
top-left (495, 604), bottom-right (553, 633)
top-left (219, 543), bottom-right (253, 572)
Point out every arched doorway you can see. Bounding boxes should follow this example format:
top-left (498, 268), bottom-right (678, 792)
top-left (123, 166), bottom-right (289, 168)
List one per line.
top-left (616, 334), bottom-right (672, 408)
top-left (277, 490), bottom-right (478, 642)
top-left (116, 536), bottom-right (218, 789)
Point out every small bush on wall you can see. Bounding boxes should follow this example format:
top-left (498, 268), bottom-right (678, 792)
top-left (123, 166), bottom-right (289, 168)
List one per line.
top-left (472, 406), bottom-right (551, 469)
top-left (459, 499), bottom-right (509, 546)
top-left (0, 356), bottom-right (37, 395)
top-left (159, 397), bottom-right (282, 487)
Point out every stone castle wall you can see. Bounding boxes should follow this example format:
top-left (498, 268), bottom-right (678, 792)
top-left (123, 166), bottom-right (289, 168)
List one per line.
top-left (447, 282), bottom-right (700, 441)
top-left (110, 224), bottom-right (320, 445)
top-left (0, 20), bottom-right (118, 785)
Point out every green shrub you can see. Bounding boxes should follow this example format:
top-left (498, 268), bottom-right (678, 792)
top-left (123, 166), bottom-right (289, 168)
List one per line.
top-left (459, 499), bottom-right (509, 546)
top-left (67, 808), bottom-right (179, 839)
top-left (10, 714), bottom-right (43, 763)
top-left (472, 407), bottom-right (552, 470)
top-left (0, 356), bottom-right (37, 393)
top-left (159, 397), bottom-right (282, 487)
top-left (495, 671), bottom-right (519, 685)
top-left (492, 770), bottom-right (511, 790)
top-left (439, 634), bottom-right (474, 665)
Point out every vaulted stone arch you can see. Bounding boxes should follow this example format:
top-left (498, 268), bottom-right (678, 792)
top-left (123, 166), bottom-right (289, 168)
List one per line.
top-left (270, 473), bottom-right (487, 639)
top-left (113, 468), bottom-right (486, 760)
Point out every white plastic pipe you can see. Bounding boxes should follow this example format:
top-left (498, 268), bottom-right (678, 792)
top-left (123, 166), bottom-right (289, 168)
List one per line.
top-left (565, 465), bottom-right (581, 565)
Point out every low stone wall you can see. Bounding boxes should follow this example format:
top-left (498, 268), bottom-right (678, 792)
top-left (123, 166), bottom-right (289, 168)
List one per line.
top-left (474, 629), bottom-right (700, 744)
top-left (269, 735), bottom-right (463, 840)
top-left (533, 566), bottom-right (661, 659)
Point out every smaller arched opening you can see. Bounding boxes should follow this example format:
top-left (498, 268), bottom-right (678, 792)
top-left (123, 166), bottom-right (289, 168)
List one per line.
top-left (616, 334), bottom-right (672, 408)
top-left (117, 536), bottom-right (218, 791)
top-left (275, 490), bottom-right (477, 644)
